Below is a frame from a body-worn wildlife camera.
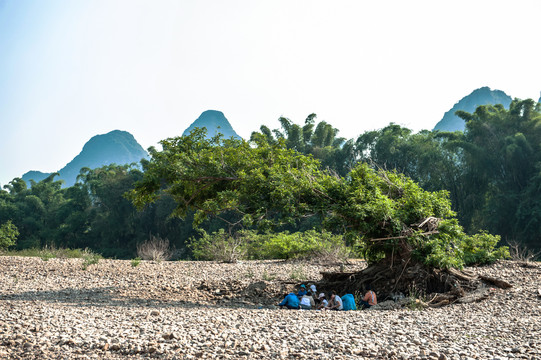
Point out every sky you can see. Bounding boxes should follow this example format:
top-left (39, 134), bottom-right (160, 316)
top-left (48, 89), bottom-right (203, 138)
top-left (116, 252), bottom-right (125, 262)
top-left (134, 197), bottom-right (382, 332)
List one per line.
top-left (1, 0), bottom-right (541, 187)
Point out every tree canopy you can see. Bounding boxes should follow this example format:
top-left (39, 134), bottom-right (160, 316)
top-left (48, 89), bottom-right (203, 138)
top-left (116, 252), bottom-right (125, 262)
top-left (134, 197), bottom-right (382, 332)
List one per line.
top-left (130, 128), bottom-right (498, 268)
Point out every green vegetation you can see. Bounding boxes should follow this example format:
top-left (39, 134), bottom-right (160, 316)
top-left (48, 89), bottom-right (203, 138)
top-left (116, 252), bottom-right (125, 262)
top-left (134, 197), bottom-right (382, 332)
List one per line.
top-left (289, 266), bottom-right (308, 281)
top-left (131, 257), bottom-right (142, 267)
top-left (3, 246), bottom-right (103, 262)
top-left (130, 128), bottom-right (508, 269)
top-left (1, 100), bottom-right (539, 264)
top-left (189, 229), bottom-right (350, 262)
top-left (81, 250), bottom-right (102, 270)
top-left (0, 220), bottom-right (18, 250)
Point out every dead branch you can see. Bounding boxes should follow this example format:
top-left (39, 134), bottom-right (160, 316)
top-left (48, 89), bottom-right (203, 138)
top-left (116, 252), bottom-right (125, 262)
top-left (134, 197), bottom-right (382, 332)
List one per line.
top-left (369, 231), bottom-right (439, 242)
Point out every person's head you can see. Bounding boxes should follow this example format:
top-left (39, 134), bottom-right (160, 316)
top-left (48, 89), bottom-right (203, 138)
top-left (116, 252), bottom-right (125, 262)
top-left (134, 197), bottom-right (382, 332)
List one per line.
top-left (318, 293), bottom-right (325, 300)
top-left (365, 284), bottom-right (372, 292)
top-left (330, 290), bottom-right (336, 299)
top-left (300, 284), bottom-right (306, 290)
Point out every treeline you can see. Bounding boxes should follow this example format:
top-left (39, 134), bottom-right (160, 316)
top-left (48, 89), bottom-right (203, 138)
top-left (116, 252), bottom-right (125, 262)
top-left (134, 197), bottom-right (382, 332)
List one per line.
top-left (250, 99), bottom-right (540, 251)
top-left (0, 99), bottom-right (539, 257)
top-left (0, 166), bottom-right (199, 258)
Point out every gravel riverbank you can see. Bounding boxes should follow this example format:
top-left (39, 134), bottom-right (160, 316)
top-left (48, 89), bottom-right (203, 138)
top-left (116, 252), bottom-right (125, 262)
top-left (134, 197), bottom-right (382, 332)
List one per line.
top-left (0, 257), bottom-right (539, 359)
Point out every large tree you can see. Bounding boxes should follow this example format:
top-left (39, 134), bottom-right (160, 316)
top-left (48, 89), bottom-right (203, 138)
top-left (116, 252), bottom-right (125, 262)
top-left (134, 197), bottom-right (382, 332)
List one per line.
top-left (450, 99), bottom-right (541, 249)
top-left (250, 114), bottom-right (356, 176)
top-left (129, 129), bottom-right (507, 299)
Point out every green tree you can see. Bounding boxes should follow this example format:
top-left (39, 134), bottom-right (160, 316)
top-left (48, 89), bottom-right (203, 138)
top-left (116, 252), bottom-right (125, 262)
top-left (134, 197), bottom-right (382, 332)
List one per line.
top-left (250, 114), bottom-right (355, 176)
top-left (76, 164), bottom-right (145, 257)
top-left (130, 129), bottom-right (486, 269)
top-left (451, 99), bottom-right (541, 249)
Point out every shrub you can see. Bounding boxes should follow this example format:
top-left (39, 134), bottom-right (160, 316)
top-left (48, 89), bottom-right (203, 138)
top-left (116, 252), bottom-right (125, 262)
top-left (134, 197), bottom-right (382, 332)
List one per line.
top-left (190, 229), bottom-right (352, 262)
top-left (189, 229), bottom-right (246, 263)
top-left (0, 220), bottom-right (19, 250)
top-left (256, 230), bottom-right (349, 261)
top-left (137, 235), bottom-right (173, 261)
top-left (507, 240), bottom-right (540, 262)
top-left (289, 266), bottom-right (307, 280)
top-left (461, 231), bottom-right (510, 266)
top-left (81, 249), bottom-right (102, 270)
top-left (412, 220), bottom-right (509, 269)
top-left (131, 257), bottom-right (142, 267)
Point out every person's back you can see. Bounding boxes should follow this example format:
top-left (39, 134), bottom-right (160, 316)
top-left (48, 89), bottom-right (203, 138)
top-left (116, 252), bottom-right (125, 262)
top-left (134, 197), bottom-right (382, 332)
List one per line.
top-left (360, 285), bottom-right (377, 309)
top-left (299, 294), bottom-right (314, 310)
top-left (363, 290), bottom-right (377, 305)
top-left (278, 292), bottom-right (299, 309)
top-left (342, 293), bottom-right (357, 311)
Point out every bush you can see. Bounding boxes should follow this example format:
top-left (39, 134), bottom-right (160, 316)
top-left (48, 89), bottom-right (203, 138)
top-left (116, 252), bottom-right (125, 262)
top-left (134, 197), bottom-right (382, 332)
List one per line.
top-left (0, 220), bottom-right (19, 250)
top-left (189, 229), bottom-right (246, 263)
top-left (3, 246), bottom-right (103, 261)
top-left (256, 230), bottom-right (350, 262)
top-left (507, 240), bottom-right (540, 262)
top-left (131, 257), bottom-right (142, 267)
top-left (461, 231), bottom-right (509, 266)
top-left (189, 229), bottom-right (351, 262)
top-left (137, 235), bottom-right (174, 261)
top-left (81, 250), bottom-right (102, 270)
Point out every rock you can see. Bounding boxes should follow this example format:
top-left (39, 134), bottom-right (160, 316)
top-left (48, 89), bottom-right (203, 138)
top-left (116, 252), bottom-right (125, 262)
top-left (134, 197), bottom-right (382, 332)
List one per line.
top-left (0, 258), bottom-right (539, 359)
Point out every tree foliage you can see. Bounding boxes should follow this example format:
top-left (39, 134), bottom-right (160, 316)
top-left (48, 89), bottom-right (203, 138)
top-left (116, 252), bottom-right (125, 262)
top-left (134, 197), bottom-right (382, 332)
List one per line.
top-left (130, 129), bottom-right (498, 268)
top-left (2, 99), bottom-right (538, 260)
top-left (250, 114), bottom-right (356, 176)
top-left (0, 164), bottom-right (194, 258)
top-left (0, 220), bottom-right (19, 249)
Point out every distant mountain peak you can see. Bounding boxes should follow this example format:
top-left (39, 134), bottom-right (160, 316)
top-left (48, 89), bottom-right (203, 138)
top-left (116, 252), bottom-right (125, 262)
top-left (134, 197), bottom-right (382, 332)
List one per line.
top-left (182, 110), bottom-right (242, 140)
top-left (433, 87), bottom-right (512, 132)
top-left (22, 130), bottom-right (148, 187)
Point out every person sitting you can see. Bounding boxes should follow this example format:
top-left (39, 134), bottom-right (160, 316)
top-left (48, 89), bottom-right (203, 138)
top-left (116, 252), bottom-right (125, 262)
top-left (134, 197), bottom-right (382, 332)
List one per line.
top-left (341, 293), bottom-right (357, 311)
top-left (316, 293), bottom-right (328, 310)
top-left (326, 290), bottom-right (343, 311)
top-left (277, 292), bottom-right (299, 309)
top-left (360, 284), bottom-right (377, 309)
top-left (299, 293), bottom-right (315, 310)
top-left (297, 284), bottom-right (307, 299)
top-left (308, 284), bottom-right (317, 297)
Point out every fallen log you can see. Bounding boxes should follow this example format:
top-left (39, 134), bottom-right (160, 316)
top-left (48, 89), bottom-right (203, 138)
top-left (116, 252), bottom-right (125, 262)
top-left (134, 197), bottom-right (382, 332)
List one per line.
top-left (479, 275), bottom-right (512, 289)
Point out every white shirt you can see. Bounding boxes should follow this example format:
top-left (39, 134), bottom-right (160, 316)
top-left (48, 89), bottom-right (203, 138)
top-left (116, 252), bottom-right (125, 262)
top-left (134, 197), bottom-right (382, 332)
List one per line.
top-left (300, 297), bottom-right (311, 307)
top-left (334, 295), bottom-right (343, 310)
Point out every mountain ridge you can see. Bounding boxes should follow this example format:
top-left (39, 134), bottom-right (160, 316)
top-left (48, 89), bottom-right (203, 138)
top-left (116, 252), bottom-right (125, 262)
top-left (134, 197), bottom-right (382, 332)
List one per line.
top-left (433, 87), bottom-right (513, 132)
top-left (20, 111), bottom-right (242, 187)
top-left (182, 110), bottom-right (241, 140)
top-left (22, 130), bottom-right (149, 187)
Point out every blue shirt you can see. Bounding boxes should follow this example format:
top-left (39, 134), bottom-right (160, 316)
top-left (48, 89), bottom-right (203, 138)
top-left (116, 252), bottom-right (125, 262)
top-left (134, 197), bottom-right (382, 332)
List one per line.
top-left (278, 293), bottom-right (299, 308)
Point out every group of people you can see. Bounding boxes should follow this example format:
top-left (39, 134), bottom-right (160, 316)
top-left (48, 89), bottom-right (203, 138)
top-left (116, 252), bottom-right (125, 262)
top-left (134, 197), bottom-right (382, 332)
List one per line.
top-left (277, 283), bottom-right (377, 311)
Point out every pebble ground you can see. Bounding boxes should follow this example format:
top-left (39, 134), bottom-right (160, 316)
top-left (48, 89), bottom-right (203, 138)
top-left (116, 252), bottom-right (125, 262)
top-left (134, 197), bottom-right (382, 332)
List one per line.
top-left (0, 257), bottom-right (539, 359)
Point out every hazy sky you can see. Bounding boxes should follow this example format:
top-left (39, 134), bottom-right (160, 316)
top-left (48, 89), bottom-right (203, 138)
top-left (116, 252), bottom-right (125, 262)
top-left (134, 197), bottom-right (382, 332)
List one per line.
top-left (1, 0), bottom-right (540, 187)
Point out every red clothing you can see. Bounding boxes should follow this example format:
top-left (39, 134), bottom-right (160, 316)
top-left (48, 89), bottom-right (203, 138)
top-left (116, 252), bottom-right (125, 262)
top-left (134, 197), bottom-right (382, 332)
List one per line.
top-left (363, 290), bottom-right (377, 306)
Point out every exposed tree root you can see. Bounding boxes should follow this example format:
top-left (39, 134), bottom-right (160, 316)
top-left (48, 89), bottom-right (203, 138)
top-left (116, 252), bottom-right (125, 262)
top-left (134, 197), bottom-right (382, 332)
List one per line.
top-left (317, 259), bottom-right (512, 307)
